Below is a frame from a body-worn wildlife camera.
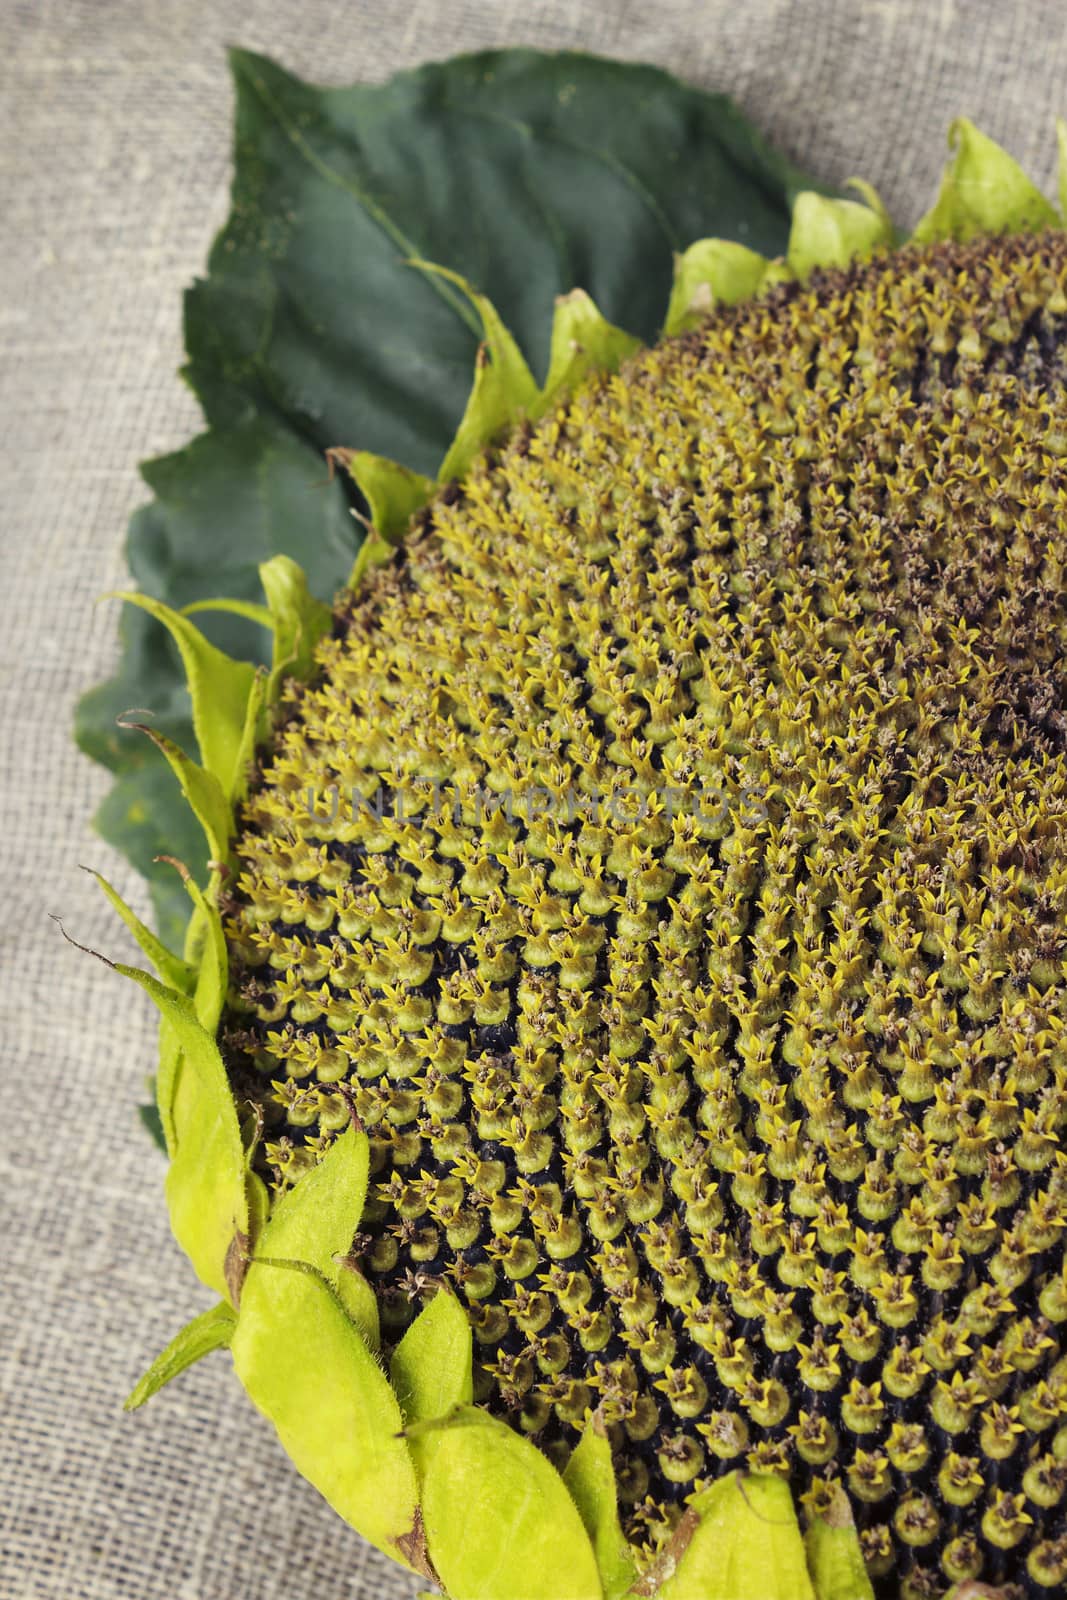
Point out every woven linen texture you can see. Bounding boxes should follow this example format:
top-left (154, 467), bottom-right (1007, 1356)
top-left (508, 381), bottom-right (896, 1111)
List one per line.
top-left (3, 2), bottom-right (1066, 1595)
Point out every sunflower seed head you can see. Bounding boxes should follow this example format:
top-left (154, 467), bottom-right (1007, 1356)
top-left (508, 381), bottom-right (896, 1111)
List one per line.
top-left (224, 232), bottom-right (1067, 1589)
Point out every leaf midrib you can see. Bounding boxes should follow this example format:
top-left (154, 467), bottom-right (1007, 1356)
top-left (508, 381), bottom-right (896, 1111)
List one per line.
top-left (236, 56), bottom-right (483, 340)
top-left (235, 53), bottom-right (690, 343)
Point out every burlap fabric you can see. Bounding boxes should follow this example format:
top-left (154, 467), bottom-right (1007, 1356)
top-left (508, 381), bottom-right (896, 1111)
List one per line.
top-left (4, 3), bottom-right (1066, 1596)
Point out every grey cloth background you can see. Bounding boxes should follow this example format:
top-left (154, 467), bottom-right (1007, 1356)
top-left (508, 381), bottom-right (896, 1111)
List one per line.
top-left (4, 2), bottom-right (1067, 1597)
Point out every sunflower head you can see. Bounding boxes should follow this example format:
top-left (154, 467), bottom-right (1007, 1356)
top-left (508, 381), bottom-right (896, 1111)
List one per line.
top-left (103, 118), bottom-right (1067, 1600)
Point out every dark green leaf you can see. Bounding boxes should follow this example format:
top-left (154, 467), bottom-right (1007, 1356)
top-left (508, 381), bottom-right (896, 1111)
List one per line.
top-left (186, 48), bottom-right (824, 466)
top-left (77, 47), bottom-right (828, 925)
top-left (138, 1099), bottom-right (168, 1155)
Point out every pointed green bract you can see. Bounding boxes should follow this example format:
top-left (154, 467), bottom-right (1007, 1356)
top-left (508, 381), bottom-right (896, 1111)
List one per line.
top-left (118, 965), bottom-right (249, 1300)
top-left (409, 1406), bottom-right (602, 1600)
top-left (912, 117), bottom-right (1059, 243)
top-left (562, 1413), bottom-right (636, 1600)
top-left (114, 594), bottom-right (257, 799)
top-left (152, 854), bottom-right (230, 1031)
top-left (390, 1287), bottom-right (473, 1424)
top-left (183, 596), bottom-right (273, 628)
top-left (415, 261), bottom-right (540, 485)
top-left (340, 288), bottom-right (640, 555)
top-left (1058, 117), bottom-right (1067, 224)
top-left (258, 554), bottom-right (334, 699)
top-left (155, 1016), bottom-right (181, 1158)
top-left (537, 290), bottom-right (641, 414)
top-left (334, 449), bottom-right (435, 547)
top-left (803, 1485), bottom-right (875, 1600)
top-left (844, 176), bottom-right (894, 233)
top-left (135, 856), bottom-right (232, 1184)
top-left (231, 1129), bottom-right (404, 1544)
top-left (89, 869), bottom-right (195, 994)
top-left (335, 1259), bottom-right (381, 1352)
top-left (125, 1301), bottom-right (236, 1410)
top-left (654, 1474), bottom-right (815, 1600)
top-left (244, 1165), bottom-right (269, 1258)
top-left (231, 1264), bottom-right (420, 1565)
top-left (133, 724), bottom-right (233, 868)
top-left (189, 891), bottom-right (228, 1033)
top-left (787, 190), bottom-right (893, 280)
top-left (663, 238), bottom-right (773, 334)
top-left (184, 567), bottom-right (330, 718)
top-left (261, 1123), bottom-right (370, 1277)
top-left (350, 528), bottom-right (396, 587)
top-left (236, 1068), bottom-right (373, 1328)
top-left (233, 667), bottom-right (267, 792)
top-left (165, 1057), bottom-right (250, 1299)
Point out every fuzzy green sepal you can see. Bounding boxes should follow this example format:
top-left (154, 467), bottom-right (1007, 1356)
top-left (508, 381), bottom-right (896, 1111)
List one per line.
top-left (254, 1122), bottom-right (376, 1343)
top-left (96, 853), bottom-right (232, 1163)
top-left (230, 1128), bottom-right (425, 1572)
top-left (154, 1014), bottom-right (181, 1157)
top-left (119, 967), bottom-right (252, 1301)
top-left (334, 1257), bottom-right (381, 1352)
top-left (563, 1412), bottom-right (637, 1600)
top-left (537, 290), bottom-right (641, 413)
top-left (143, 854), bottom-right (230, 1031)
top-left (663, 187), bottom-right (893, 330)
top-left (124, 722), bottom-right (232, 870)
top-left (787, 188), bottom-right (893, 279)
top-left (803, 1485), bottom-right (874, 1600)
top-left (232, 1256), bottom-right (423, 1569)
top-left (912, 116), bottom-right (1059, 242)
top-left (390, 1286), bottom-right (474, 1424)
top-left (125, 1301), bottom-right (236, 1410)
top-left (184, 867), bottom-right (229, 1032)
top-left (184, 554), bottom-right (333, 712)
top-left (258, 1122), bottom-right (369, 1274)
top-left (664, 239), bottom-right (773, 334)
top-left (255, 554), bottom-right (334, 698)
top-left (87, 868), bottom-right (195, 994)
top-left (666, 125), bottom-right (1065, 335)
top-left (328, 449), bottom-right (436, 551)
top-left (415, 260), bottom-right (540, 485)
top-left (407, 1405), bottom-right (602, 1600)
top-left (644, 1473), bottom-right (814, 1600)
top-left (335, 275), bottom-right (641, 563)
top-left (113, 594), bottom-right (256, 801)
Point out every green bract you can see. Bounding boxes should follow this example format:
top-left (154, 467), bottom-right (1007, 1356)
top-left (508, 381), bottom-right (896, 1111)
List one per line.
top-left (90, 115), bottom-right (1067, 1600)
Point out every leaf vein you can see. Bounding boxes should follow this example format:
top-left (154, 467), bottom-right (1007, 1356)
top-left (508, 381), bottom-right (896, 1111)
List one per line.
top-left (235, 58), bottom-right (483, 340)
